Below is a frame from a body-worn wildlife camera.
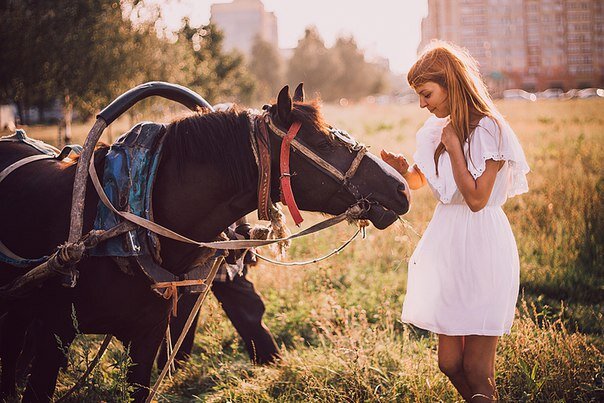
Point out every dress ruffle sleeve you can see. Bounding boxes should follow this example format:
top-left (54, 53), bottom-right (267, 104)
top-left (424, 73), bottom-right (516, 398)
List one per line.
top-left (412, 116), bottom-right (454, 202)
top-left (466, 116), bottom-right (530, 198)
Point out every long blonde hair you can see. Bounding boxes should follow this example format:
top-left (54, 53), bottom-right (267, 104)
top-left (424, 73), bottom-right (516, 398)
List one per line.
top-left (407, 41), bottom-right (498, 175)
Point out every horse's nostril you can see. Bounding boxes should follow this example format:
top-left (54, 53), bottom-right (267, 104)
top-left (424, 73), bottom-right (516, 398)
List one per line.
top-left (398, 184), bottom-right (411, 203)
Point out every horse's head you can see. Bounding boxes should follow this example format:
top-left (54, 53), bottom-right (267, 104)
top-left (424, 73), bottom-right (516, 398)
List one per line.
top-left (260, 84), bottom-right (410, 229)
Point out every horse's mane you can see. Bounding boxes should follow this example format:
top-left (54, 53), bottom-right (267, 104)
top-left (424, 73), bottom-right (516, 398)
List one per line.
top-left (161, 101), bottom-right (331, 192)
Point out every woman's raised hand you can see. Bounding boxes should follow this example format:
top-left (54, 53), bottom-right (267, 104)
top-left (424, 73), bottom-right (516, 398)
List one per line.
top-left (441, 122), bottom-right (461, 151)
top-left (380, 149), bottom-right (410, 176)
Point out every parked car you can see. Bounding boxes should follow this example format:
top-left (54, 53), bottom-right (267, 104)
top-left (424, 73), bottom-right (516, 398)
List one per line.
top-left (502, 89), bottom-right (537, 101)
top-left (537, 88), bottom-right (564, 99)
top-left (577, 88), bottom-right (604, 99)
top-left (562, 88), bottom-right (604, 99)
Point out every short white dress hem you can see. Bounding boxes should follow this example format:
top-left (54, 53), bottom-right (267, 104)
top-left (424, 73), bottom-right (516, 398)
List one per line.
top-left (402, 318), bottom-right (512, 337)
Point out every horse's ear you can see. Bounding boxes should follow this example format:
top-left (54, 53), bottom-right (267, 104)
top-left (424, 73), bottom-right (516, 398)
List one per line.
top-left (277, 85), bottom-right (292, 123)
top-left (293, 83), bottom-right (305, 102)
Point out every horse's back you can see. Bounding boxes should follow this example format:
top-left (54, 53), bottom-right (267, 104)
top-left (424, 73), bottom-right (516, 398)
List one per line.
top-left (0, 141), bottom-right (78, 259)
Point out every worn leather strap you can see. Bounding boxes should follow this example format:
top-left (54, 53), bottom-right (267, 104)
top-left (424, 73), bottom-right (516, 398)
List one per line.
top-left (279, 121), bottom-right (304, 225)
top-left (256, 119), bottom-right (272, 221)
top-left (344, 147), bottom-right (366, 180)
top-left (0, 154), bottom-right (55, 184)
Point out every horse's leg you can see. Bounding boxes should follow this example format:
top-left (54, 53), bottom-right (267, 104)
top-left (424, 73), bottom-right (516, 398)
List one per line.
top-left (21, 317), bottom-right (75, 403)
top-left (0, 307), bottom-right (31, 399)
top-left (123, 318), bottom-right (168, 403)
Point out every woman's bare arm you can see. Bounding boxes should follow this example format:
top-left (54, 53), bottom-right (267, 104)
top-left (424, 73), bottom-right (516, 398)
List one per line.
top-left (441, 124), bottom-right (503, 212)
top-left (380, 150), bottom-right (427, 190)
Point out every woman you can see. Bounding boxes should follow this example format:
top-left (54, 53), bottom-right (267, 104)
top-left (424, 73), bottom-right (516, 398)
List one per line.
top-left (381, 42), bottom-right (529, 401)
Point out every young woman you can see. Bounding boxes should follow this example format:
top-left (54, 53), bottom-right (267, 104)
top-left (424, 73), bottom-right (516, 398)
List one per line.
top-left (381, 42), bottom-right (529, 401)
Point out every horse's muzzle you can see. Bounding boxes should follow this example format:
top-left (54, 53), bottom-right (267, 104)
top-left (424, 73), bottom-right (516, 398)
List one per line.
top-left (363, 183), bottom-right (410, 230)
top-left (398, 184), bottom-right (411, 212)
top-left (366, 204), bottom-right (400, 230)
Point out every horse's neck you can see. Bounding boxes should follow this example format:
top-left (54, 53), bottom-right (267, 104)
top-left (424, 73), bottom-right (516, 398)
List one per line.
top-left (152, 159), bottom-right (258, 273)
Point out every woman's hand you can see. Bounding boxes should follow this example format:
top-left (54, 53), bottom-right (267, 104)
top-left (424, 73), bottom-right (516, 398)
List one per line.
top-left (380, 149), bottom-right (409, 176)
top-left (441, 123), bottom-right (461, 151)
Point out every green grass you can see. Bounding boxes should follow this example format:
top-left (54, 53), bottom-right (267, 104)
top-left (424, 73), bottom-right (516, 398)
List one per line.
top-left (8, 99), bottom-right (603, 401)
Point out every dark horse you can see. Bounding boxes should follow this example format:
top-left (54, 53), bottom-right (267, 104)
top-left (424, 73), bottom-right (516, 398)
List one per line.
top-left (0, 85), bottom-right (409, 401)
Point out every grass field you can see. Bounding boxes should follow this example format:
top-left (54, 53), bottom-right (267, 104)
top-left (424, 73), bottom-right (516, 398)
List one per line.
top-left (6, 99), bottom-right (603, 401)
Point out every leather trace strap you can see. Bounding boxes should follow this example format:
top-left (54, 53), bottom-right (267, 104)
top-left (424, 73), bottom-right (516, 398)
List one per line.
top-left (279, 121), bottom-right (303, 225)
top-left (256, 116), bottom-right (273, 221)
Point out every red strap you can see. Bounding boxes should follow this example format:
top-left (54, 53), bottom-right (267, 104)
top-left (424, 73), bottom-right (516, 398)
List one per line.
top-left (280, 121), bottom-right (304, 225)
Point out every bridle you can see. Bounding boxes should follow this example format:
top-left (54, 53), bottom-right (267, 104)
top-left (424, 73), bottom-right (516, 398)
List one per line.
top-left (250, 110), bottom-right (368, 226)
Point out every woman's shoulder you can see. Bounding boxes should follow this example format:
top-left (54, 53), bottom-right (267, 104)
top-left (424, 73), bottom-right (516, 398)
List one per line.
top-left (474, 115), bottom-right (501, 137)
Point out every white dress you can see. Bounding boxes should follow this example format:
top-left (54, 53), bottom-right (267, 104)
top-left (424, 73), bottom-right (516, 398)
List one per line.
top-left (401, 115), bottom-right (530, 336)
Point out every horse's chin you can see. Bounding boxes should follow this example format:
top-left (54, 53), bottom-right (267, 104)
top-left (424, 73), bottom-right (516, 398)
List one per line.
top-left (366, 204), bottom-right (398, 230)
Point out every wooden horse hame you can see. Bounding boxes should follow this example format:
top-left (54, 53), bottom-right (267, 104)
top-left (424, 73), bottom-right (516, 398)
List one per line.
top-left (0, 82), bottom-right (410, 401)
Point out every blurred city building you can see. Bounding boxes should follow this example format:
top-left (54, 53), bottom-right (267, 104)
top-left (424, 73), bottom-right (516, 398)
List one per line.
top-left (420, 0), bottom-right (603, 94)
top-left (210, 0), bottom-right (278, 56)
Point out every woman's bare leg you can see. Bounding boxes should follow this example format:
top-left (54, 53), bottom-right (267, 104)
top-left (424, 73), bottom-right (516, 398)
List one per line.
top-left (462, 335), bottom-right (499, 401)
top-left (438, 335), bottom-right (473, 400)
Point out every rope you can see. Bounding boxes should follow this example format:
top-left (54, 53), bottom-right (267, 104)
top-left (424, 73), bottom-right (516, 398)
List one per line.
top-left (252, 226), bottom-right (362, 266)
top-left (144, 256), bottom-right (222, 403)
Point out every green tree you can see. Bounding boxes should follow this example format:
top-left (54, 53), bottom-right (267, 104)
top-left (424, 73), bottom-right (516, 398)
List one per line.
top-left (287, 26), bottom-right (342, 101)
top-left (331, 36), bottom-right (388, 101)
top-left (286, 27), bottom-right (388, 102)
top-left (0, 0), bottom-right (187, 136)
top-left (248, 35), bottom-right (284, 102)
top-left (176, 19), bottom-right (254, 105)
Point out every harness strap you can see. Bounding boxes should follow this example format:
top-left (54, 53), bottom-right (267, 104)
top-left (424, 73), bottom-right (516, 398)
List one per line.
top-left (145, 257), bottom-right (223, 403)
top-left (0, 154), bottom-right (55, 184)
top-left (0, 148), bottom-right (80, 265)
top-left (0, 240), bottom-right (31, 262)
top-left (266, 117), bottom-right (350, 182)
top-left (89, 151), bottom-right (362, 250)
top-left (279, 121), bottom-right (304, 225)
top-left (256, 118), bottom-right (273, 221)
top-left (345, 147), bottom-right (367, 180)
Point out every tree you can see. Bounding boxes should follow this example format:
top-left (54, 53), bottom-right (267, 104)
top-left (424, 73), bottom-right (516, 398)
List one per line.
top-left (248, 36), bottom-right (284, 102)
top-left (0, 0), bottom-right (187, 137)
top-left (331, 36), bottom-right (388, 101)
top-left (176, 19), bottom-right (255, 105)
top-left (285, 27), bottom-right (388, 102)
top-left (287, 26), bottom-right (342, 101)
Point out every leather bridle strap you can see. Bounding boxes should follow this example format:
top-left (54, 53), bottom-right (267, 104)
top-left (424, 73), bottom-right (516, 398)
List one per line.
top-left (256, 117), bottom-right (273, 221)
top-left (265, 117), bottom-right (366, 183)
top-left (279, 121), bottom-right (304, 225)
top-left (264, 114), bottom-right (368, 201)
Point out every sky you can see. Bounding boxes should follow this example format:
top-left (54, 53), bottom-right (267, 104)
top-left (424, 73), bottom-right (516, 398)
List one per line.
top-left (155, 0), bottom-right (429, 74)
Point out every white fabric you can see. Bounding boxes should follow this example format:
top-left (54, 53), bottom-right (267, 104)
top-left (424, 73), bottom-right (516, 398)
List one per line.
top-left (402, 115), bottom-right (529, 336)
top-left (412, 115), bottom-right (529, 204)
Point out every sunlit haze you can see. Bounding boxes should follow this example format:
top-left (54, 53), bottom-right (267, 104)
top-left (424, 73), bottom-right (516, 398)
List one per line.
top-left (155, 0), bottom-right (428, 74)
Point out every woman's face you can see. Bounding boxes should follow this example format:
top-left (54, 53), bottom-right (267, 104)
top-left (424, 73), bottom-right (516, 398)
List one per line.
top-left (415, 81), bottom-right (450, 118)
